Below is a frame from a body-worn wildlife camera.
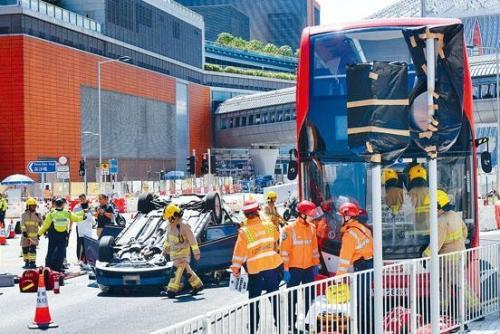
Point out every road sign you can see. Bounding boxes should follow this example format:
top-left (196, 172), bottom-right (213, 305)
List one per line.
top-left (58, 156), bottom-right (68, 165)
top-left (27, 161), bottom-right (57, 174)
top-left (109, 159), bottom-right (118, 174)
top-left (56, 163), bottom-right (70, 180)
top-left (101, 163), bottom-right (110, 176)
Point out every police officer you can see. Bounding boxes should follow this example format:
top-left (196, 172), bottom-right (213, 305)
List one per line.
top-left (337, 201), bottom-right (374, 334)
top-left (263, 191), bottom-right (285, 228)
top-left (280, 200), bottom-right (321, 331)
top-left (231, 200), bottom-right (282, 334)
top-left (21, 198), bottom-right (42, 269)
top-left (161, 203), bottom-right (203, 298)
top-left (38, 198), bottom-right (84, 272)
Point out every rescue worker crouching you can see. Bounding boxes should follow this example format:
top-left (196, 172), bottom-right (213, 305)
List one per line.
top-left (263, 191), bottom-right (285, 229)
top-left (336, 201), bottom-right (374, 334)
top-left (280, 200), bottom-right (322, 332)
top-left (231, 200), bottom-right (283, 334)
top-left (161, 203), bottom-right (204, 298)
top-left (21, 198), bottom-right (42, 269)
top-left (38, 198), bottom-right (85, 272)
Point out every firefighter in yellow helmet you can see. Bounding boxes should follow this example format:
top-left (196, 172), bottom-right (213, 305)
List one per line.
top-left (422, 190), bottom-right (467, 257)
top-left (263, 191), bottom-right (285, 229)
top-left (161, 203), bottom-right (203, 298)
top-left (383, 168), bottom-right (404, 215)
top-left (407, 163), bottom-right (429, 233)
top-left (21, 198), bottom-right (42, 269)
top-left (422, 190), bottom-right (478, 316)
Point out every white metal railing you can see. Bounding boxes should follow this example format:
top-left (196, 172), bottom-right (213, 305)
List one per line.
top-left (157, 243), bottom-right (499, 334)
top-left (20, 0), bottom-right (102, 33)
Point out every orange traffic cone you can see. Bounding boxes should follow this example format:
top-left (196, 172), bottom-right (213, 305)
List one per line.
top-left (0, 222), bottom-right (6, 245)
top-left (28, 269), bottom-right (58, 329)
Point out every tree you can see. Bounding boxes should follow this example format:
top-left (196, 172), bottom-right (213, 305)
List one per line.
top-left (247, 40), bottom-right (265, 52)
top-left (278, 45), bottom-right (294, 57)
top-left (263, 43), bottom-right (279, 55)
top-left (216, 32), bottom-right (235, 46)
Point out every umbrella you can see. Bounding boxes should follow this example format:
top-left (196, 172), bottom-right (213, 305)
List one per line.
top-left (1, 174), bottom-right (35, 186)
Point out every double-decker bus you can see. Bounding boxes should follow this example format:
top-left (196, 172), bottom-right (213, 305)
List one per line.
top-left (295, 18), bottom-right (481, 274)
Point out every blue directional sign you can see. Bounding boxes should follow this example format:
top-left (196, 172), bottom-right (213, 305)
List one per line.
top-left (27, 161), bottom-right (57, 174)
top-left (109, 159), bottom-right (118, 174)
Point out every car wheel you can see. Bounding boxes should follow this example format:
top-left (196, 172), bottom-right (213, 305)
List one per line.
top-left (205, 192), bottom-right (222, 225)
top-left (137, 193), bottom-right (155, 214)
top-left (98, 236), bottom-right (115, 263)
top-left (15, 221), bottom-right (22, 234)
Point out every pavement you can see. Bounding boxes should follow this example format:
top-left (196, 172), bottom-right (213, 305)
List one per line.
top-left (0, 217), bottom-right (499, 333)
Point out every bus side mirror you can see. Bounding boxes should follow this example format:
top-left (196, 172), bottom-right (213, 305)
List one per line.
top-left (481, 151), bottom-right (492, 173)
top-left (287, 160), bottom-right (298, 180)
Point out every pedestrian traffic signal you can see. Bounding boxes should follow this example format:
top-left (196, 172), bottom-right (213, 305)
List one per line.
top-left (201, 155), bottom-right (209, 175)
top-left (210, 154), bottom-right (217, 174)
top-left (79, 159), bottom-right (85, 177)
top-left (186, 156), bottom-right (195, 175)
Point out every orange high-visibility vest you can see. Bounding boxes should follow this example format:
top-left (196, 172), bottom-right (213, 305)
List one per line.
top-left (231, 216), bottom-right (282, 275)
top-left (336, 220), bottom-right (373, 276)
top-left (280, 218), bottom-right (320, 270)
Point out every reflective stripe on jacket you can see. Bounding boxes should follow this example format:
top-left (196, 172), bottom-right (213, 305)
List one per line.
top-left (231, 216), bottom-right (282, 274)
top-left (336, 220), bottom-right (374, 276)
top-left (280, 217), bottom-right (320, 270)
top-left (39, 209), bottom-right (84, 235)
top-left (423, 210), bottom-right (467, 257)
top-left (163, 220), bottom-right (200, 262)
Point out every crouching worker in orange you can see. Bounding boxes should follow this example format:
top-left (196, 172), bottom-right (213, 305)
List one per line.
top-left (161, 204), bottom-right (203, 298)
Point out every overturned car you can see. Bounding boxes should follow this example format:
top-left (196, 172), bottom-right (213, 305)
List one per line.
top-left (94, 192), bottom-right (240, 293)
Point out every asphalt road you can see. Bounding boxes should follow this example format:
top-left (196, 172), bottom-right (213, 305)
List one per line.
top-left (0, 227), bottom-right (243, 334)
top-left (1, 226), bottom-right (499, 334)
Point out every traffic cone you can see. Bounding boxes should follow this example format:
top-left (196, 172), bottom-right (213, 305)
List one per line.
top-left (28, 269), bottom-right (58, 329)
top-left (0, 222), bottom-right (6, 245)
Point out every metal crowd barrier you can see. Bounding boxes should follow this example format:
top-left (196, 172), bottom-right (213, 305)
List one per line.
top-left (156, 243), bottom-right (499, 334)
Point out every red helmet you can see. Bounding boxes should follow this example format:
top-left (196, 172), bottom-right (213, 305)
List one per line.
top-left (337, 202), bottom-right (361, 217)
top-left (297, 200), bottom-right (317, 216)
top-left (242, 200), bottom-right (259, 214)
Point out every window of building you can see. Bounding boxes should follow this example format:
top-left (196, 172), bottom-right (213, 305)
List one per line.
top-left (277, 111), bottom-right (283, 122)
top-left (173, 21), bottom-right (180, 39)
top-left (235, 116), bottom-right (240, 128)
top-left (255, 114), bottom-right (261, 125)
top-left (473, 85), bottom-right (479, 99)
top-left (269, 112), bottom-right (276, 123)
top-left (292, 110), bottom-right (296, 120)
top-left (220, 118), bottom-right (227, 129)
top-left (229, 118), bottom-right (234, 128)
top-left (241, 116), bottom-right (247, 127)
top-left (248, 115), bottom-right (254, 125)
top-left (284, 109), bottom-right (291, 121)
top-left (261, 113), bottom-right (268, 124)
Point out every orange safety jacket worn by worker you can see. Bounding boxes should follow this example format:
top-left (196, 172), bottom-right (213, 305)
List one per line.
top-left (336, 220), bottom-right (374, 276)
top-left (280, 218), bottom-right (320, 270)
top-left (231, 216), bottom-right (282, 275)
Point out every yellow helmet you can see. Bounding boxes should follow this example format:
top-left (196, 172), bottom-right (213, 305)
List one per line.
top-left (423, 190), bottom-right (450, 209)
top-left (383, 168), bottom-right (398, 184)
top-left (26, 198), bottom-right (37, 206)
top-left (408, 164), bottom-right (427, 182)
top-left (266, 191), bottom-right (277, 201)
top-left (163, 203), bottom-right (181, 220)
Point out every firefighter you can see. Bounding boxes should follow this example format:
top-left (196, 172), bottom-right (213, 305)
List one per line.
top-left (38, 198), bottom-right (85, 272)
top-left (336, 201), bottom-right (374, 334)
top-left (280, 200), bottom-right (321, 331)
top-left (0, 193), bottom-right (8, 226)
top-left (231, 200), bottom-right (282, 334)
top-left (20, 198), bottom-right (42, 269)
top-left (407, 163), bottom-right (429, 233)
top-left (422, 189), bottom-right (479, 318)
top-left (161, 203), bottom-right (203, 298)
top-left (263, 191), bottom-right (285, 228)
top-left (384, 168), bottom-right (404, 215)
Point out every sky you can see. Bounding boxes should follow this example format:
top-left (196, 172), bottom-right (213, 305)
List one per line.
top-left (318, 0), bottom-right (401, 24)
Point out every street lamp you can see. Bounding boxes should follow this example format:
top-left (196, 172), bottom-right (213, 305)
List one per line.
top-left (467, 45), bottom-right (499, 194)
top-left (97, 56), bottom-right (131, 190)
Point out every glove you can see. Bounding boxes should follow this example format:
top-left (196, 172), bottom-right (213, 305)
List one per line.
top-left (312, 266), bottom-right (320, 277)
top-left (22, 232), bottom-right (28, 238)
top-left (283, 270), bottom-right (291, 284)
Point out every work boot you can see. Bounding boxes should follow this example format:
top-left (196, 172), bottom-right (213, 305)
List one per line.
top-left (191, 285), bottom-right (204, 296)
top-left (22, 261), bottom-right (30, 269)
top-left (160, 290), bottom-right (177, 298)
top-left (29, 262), bottom-right (36, 269)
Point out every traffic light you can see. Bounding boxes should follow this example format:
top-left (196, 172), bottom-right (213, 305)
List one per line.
top-left (201, 155), bottom-right (209, 175)
top-left (160, 170), bottom-right (165, 179)
top-left (210, 154), bottom-right (217, 174)
top-left (186, 156), bottom-right (195, 175)
top-left (79, 159), bottom-right (86, 177)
